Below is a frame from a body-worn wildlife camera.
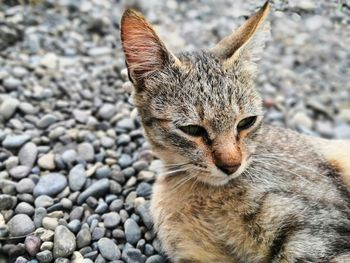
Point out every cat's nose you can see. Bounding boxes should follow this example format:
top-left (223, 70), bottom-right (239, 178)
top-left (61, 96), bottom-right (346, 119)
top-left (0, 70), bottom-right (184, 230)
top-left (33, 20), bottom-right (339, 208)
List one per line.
top-left (217, 164), bottom-right (241, 175)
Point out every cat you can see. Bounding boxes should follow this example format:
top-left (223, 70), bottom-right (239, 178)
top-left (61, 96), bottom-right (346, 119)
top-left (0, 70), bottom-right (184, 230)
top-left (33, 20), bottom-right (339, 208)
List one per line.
top-left (120, 2), bottom-right (350, 262)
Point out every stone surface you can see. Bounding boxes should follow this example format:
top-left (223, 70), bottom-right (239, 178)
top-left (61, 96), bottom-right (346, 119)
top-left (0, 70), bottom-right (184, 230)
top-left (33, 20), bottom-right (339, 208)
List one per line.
top-left (34, 173), bottom-right (67, 197)
top-left (53, 225), bottom-right (76, 258)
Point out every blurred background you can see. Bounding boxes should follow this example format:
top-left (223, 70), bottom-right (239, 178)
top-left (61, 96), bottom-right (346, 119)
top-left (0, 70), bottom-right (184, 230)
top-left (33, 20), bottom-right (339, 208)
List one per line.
top-left (0, 0), bottom-right (349, 262)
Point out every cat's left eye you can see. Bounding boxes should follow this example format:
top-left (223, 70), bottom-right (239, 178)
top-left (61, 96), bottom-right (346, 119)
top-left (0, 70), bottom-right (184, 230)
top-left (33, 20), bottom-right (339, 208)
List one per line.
top-left (179, 125), bottom-right (208, 138)
top-left (237, 116), bottom-right (257, 131)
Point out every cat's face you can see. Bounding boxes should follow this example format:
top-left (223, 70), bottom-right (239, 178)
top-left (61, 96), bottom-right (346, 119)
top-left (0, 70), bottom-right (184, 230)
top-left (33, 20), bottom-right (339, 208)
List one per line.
top-left (121, 3), bottom-right (270, 185)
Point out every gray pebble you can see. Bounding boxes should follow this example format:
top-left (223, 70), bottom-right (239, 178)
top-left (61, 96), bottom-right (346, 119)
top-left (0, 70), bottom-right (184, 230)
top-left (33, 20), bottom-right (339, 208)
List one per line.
top-left (36, 250), bottom-right (53, 263)
top-left (0, 194), bottom-right (17, 210)
top-left (98, 104), bottom-right (116, 120)
top-left (3, 77), bottom-right (21, 89)
top-left (92, 227), bottom-right (106, 241)
top-left (18, 142), bottom-right (38, 168)
top-left (68, 164), bottom-right (87, 191)
top-left (37, 114), bottom-right (58, 129)
top-left (15, 202), bottom-right (35, 216)
top-left (95, 201), bottom-right (108, 214)
top-left (35, 195), bottom-right (54, 208)
top-left (8, 214), bottom-right (35, 237)
top-left (34, 207), bottom-right (47, 228)
top-left (145, 255), bottom-right (166, 263)
top-left (34, 173), bottom-right (67, 197)
top-left (2, 134), bottom-right (31, 148)
top-left (136, 182), bottom-right (152, 198)
top-left (109, 199), bottom-right (124, 212)
top-left (335, 124), bottom-right (350, 139)
top-left (9, 165), bottom-right (31, 179)
top-left (122, 247), bottom-right (143, 263)
top-left (124, 218), bottom-right (141, 245)
top-left (103, 212), bottom-right (121, 228)
top-left (135, 201), bottom-right (153, 230)
top-left (67, 219), bottom-right (81, 233)
top-left (119, 154), bottom-right (133, 168)
top-left (0, 97), bottom-right (19, 119)
top-left (77, 142), bottom-right (95, 162)
top-left (117, 118), bottom-right (135, 130)
top-left (53, 225), bottom-right (76, 258)
top-left (70, 206), bottom-right (84, 221)
top-left (97, 237), bottom-right (121, 260)
top-left (76, 225), bottom-right (91, 249)
top-left (96, 166), bottom-right (112, 179)
top-left (77, 178), bottom-right (110, 204)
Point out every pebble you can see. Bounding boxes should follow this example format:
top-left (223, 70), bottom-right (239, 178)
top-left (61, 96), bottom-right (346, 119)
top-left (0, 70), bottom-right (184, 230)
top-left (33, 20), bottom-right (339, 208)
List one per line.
top-left (53, 225), bottom-right (76, 258)
top-left (67, 219), bottom-right (81, 233)
top-left (98, 104), bottom-right (116, 120)
top-left (25, 235), bottom-right (41, 256)
top-left (77, 142), bottom-right (95, 162)
top-left (18, 142), bottom-right (38, 168)
top-left (15, 202), bottom-right (35, 216)
top-left (68, 164), bottom-right (87, 191)
top-left (10, 165), bottom-right (31, 179)
top-left (8, 214), bottom-right (35, 237)
top-left (334, 124), bottom-right (350, 139)
top-left (34, 173), bottom-right (67, 197)
top-left (2, 134), bottom-right (31, 148)
top-left (36, 250), bottom-right (53, 263)
top-left (0, 97), bottom-right (19, 119)
top-left (119, 154), bottom-right (133, 168)
top-left (136, 182), bottom-right (152, 198)
top-left (135, 201), bottom-right (153, 229)
top-left (97, 238), bottom-right (121, 260)
top-left (124, 218), bottom-right (141, 245)
top-left (77, 178), bottom-right (110, 204)
top-left (0, 194), bottom-right (17, 210)
top-left (76, 225), bottom-right (91, 249)
top-left (122, 247), bottom-right (143, 263)
top-left (35, 196), bottom-right (54, 208)
top-left (42, 217), bottom-right (59, 231)
top-left (38, 153), bottom-right (56, 170)
top-left (103, 212), bottom-right (121, 228)
top-left (146, 255), bottom-right (166, 263)
top-left (3, 77), bottom-right (21, 89)
top-left (34, 207), bottom-right (47, 228)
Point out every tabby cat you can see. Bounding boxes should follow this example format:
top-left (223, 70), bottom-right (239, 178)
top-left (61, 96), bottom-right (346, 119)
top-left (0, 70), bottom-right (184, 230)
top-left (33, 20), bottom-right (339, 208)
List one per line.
top-left (120, 2), bottom-right (350, 262)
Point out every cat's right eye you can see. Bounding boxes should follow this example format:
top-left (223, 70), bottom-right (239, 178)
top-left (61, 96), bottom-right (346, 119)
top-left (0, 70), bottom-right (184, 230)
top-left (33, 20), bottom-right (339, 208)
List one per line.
top-left (179, 125), bottom-right (208, 138)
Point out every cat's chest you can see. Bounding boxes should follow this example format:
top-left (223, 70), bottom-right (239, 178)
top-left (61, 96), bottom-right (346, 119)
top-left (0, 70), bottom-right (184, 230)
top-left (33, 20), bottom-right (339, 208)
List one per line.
top-left (151, 179), bottom-right (271, 262)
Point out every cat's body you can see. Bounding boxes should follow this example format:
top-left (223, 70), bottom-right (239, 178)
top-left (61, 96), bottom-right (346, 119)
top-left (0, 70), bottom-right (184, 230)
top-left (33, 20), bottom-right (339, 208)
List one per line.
top-left (152, 126), bottom-right (350, 263)
top-left (120, 2), bottom-right (350, 263)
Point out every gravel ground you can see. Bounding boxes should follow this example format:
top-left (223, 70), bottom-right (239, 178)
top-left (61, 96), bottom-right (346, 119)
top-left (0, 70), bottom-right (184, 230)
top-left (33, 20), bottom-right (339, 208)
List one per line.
top-left (0, 0), bottom-right (349, 262)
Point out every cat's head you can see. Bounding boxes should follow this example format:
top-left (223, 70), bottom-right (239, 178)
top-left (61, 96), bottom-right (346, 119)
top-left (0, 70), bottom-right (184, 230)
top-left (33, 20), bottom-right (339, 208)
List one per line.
top-left (121, 2), bottom-right (270, 185)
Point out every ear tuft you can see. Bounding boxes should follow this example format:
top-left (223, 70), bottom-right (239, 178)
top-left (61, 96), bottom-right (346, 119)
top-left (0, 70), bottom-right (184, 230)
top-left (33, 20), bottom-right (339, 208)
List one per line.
top-left (121, 9), bottom-right (172, 85)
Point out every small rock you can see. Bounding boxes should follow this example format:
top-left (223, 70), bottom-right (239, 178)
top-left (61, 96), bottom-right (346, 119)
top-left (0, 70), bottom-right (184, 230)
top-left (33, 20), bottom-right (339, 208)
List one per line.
top-left (0, 194), bottom-right (17, 210)
top-left (136, 182), bottom-right (152, 198)
top-left (42, 217), bottom-right (59, 231)
top-left (18, 142), bottom-right (38, 168)
top-left (41, 53), bottom-right (58, 69)
top-left (9, 165), bottom-right (31, 179)
top-left (135, 201), bottom-right (153, 229)
top-left (117, 118), bottom-right (135, 130)
top-left (71, 251), bottom-right (84, 263)
top-left (37, 114), bottom-right (58, 129)
top-left (40, 241), bottom-right (53, 251)
top-left (36, 250), bottom-right (53, 263)
top-left (35, 195), bottom-right (54, 208)
top-left (77, 178), bottom-right (110, 204)
top-left (77, 142), bottom-right (95, 162)
top-left (8, 214), bottom-right (35, 237)
top-left (16, 178), bottom-right (35, 193)
top-left (124, 218), bottom-right (141, 245)
top-left (25, 235), bottom-right (41, 256)
top-left (67, 219), bottom-right (81, 233)
top-left (53, 225), bottom-right (76, 258)
top-left (34, 207), bottom-right (47, 228)
top-left (38, 153), bottom-right (56, 170)
top-left (291, 112), bottom-right (313, 130)
top-left (122, 248), bottom-right (143, 263)
top-left (335, 124), bottom-right (350, 139)
top-left (15, 202), bottom-right (35, 216)
top-left (119, 154), bottom-right (133, 168)
top-left (103, 212), bottom-right (121, 228)
top-left (0, 97), bottom-right (19, 119)
top-left (98, 104), bottom-right (116, 120)
top-left (146, 255), bottom-right (166, 263)
top-left (76, 226), bottom-right (91, 249)
top-left (68, 164), bottom-right (87, 191)
top-left (2, 134), bottom-right (31, 149)
top-left (97, 238), bottom-right (121, 260)
top-left (34, 173), bottom-right (67, 197)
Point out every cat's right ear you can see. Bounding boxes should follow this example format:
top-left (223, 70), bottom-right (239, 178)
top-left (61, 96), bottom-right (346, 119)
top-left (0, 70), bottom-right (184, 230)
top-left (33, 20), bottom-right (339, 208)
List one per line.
top-left (120, 9), bottom-right (180, 88)
top-left (211, 1), bottom-right (270, 70)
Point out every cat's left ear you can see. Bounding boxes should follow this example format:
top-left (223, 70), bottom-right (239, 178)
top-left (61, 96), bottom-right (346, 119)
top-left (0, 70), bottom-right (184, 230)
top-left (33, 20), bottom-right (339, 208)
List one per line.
top-left (211, 1), bottom-right (270, 70)
top-left (120, 9), bottom-right (181, 87)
